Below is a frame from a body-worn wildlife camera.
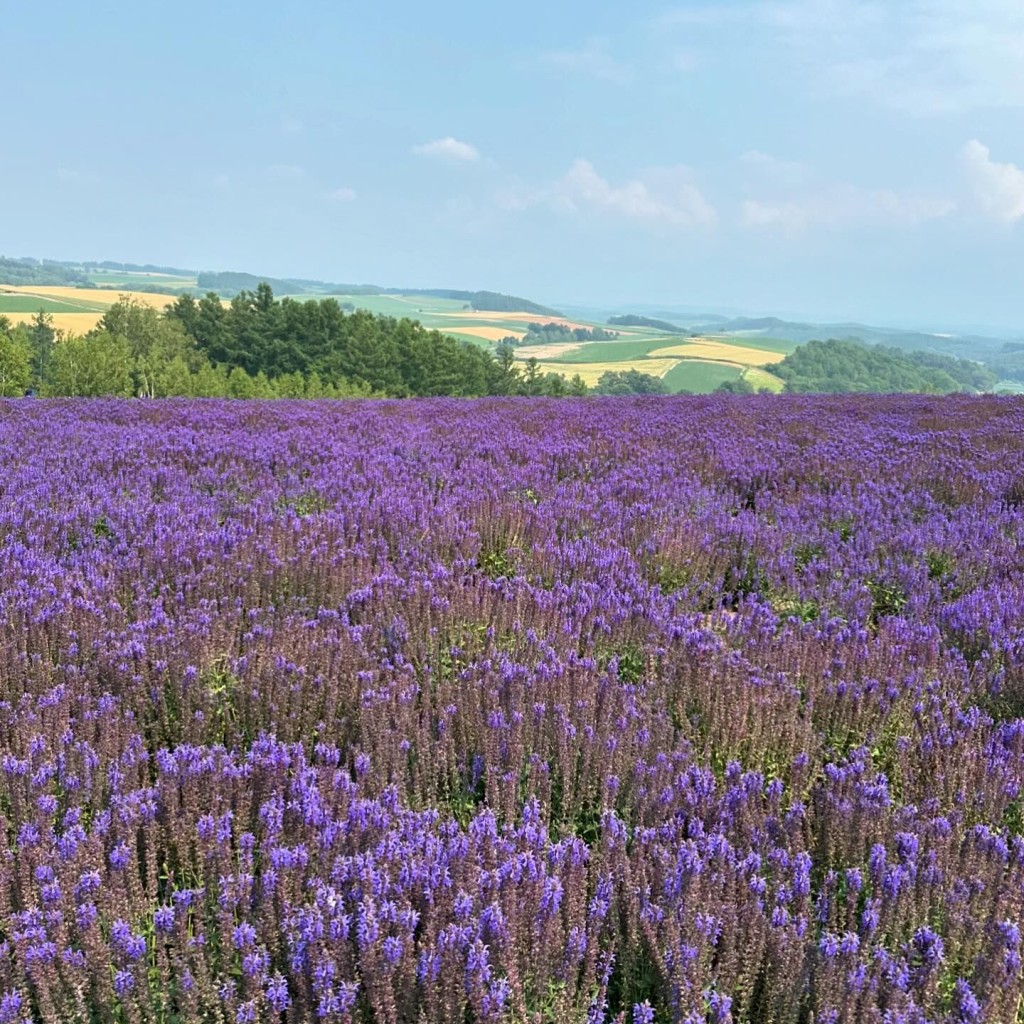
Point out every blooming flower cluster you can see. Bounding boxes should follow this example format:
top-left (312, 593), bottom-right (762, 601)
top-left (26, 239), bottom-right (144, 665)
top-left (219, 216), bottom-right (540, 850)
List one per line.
top-left (0, 395), bottom-right (1022, 1023)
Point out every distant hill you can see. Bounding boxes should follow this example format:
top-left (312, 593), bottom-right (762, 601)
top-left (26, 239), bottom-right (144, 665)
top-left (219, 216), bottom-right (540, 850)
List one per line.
top-left (0, 256), bottom-right (92, 288)
top-left (198, 270), bottom-right (313, 295)
top-left (608, 314), bottom-right (685, 333)
top-left (767, 339), bottom-right (998, 394)
top-left (197, 273), bottom-right (561, 315)
top-left (691, 314), bottom-right (1011, 360)
top-left (465, 291), bottom-right (562, 317)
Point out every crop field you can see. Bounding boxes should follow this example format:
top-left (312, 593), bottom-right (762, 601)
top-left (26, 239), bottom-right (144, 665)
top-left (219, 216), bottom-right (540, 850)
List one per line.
top-left (533, 357), bottom-right (682, 385)
top-left (446, 327), bottom-right (527, 344)
top-left (85, 270), bottom-right (197, 289)
top-left (535, 339), bottom-right (680, 364)
top-left (1, 286), bottom-right (177, 310)
top-left (742, 366), bottom-right (787, 392)
top-left (518, 334), bottom-right (792, 393)
top-left (663, 358), bottom-right (744, 392)
top-left (0, 287), bottom-right (183, 335)
top-left (298, 294), bottom-right (471, 319)
top-left (1, 397), bottom-right (1023, 1023)
top-left (653, 340), bottom-right (788, 367)
top-left (0, 295), bottom-right (97, 315)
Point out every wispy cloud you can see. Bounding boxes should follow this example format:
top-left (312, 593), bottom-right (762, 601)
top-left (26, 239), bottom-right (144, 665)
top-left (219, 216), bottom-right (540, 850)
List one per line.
top-left (662, 0), bottom-right (1024, 114)
top-left (542, 37), bottom-right (633, 84)
top-left (413, 137), bottom-right (481, 163)
top-left (328, 187), bottom-right (357, 203)
top-left (962, 140), bottom-right (1024, 223)
top-left (500, 159), bottom-right (717, 230)
top-left (739, 150), bottom-right (811, 188)
top-left (742, 183), bottom-right (955, 232)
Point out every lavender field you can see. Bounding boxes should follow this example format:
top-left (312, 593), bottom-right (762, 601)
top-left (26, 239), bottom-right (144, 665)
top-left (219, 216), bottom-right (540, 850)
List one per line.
top-left (2, 396), bottom-right (1024, 1024)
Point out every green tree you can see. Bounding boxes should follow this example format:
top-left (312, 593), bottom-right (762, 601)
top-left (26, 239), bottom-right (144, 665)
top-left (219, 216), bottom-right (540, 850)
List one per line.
top-left (153, 355), bottom-right (194, 397)
top-left (715, 377), bottom-right (756, 394)
top-left (46, 332), bottom-right (133, 397)
top-left (0, 327), bottom-right (31, 396)
top-left (568, 374), bottom-right (589, 396)
top-left (594, 369), bottom-right (669, 395)
top-left (28, 309), bottom-right (56, 388)
top-left (226, 366), bottom-right (258, 398)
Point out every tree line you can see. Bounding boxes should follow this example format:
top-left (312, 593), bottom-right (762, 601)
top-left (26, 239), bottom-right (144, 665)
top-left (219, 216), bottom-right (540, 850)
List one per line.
top-left (502, 322), bottom-right (619, 346)
top-left (763, 339), bottom-right (997, 394)
top-left (0, 288), bottom-right (592, 399)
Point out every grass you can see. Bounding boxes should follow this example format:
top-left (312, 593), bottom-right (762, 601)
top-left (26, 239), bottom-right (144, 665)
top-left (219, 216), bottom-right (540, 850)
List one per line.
top-left (742, 367), bottom-right (786, 392)
top-left (0, 295), bottom-right (106, 314)
top-left (298, 294), bottom-right (470, 318)
top-left (540, 338), bottom-right (681, 364)
top-left (663, 360), bottom-right (742, 393)
top-left (716, 335), bottom-right (801, 355)
top-left (447, 329), bottom-right (524, 345)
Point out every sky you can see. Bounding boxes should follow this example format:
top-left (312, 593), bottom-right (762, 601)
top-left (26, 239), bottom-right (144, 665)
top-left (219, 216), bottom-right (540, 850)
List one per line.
top-left (3, 0), bottom-right (1024, 330)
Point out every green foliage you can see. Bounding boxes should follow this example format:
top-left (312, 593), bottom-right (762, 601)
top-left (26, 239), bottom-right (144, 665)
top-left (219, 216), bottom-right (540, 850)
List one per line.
top-left (0, 322), bottom-right (31, 396)
top-left (477, 547), bottom-right (517, 579)
top-left (866, 577), bottom-right (908, 624)
top-left (46, 331), bottom-right (133, 397)
top-left (662, 360), bottom-right (742, 394)
top-left (518, 322), bottom-right (618, 345)
top-left (167, 287), bottom-right (527, 398)
top-left (715, 376), bottom-right (757, 394)
top-left (768, 339), bottom-right (998, 394)
top-left (984, 342), bottom-right (1024, 383)
top-left (594, 369), bottom-right (669, 395)
top-left (0, 256), bottom-right (91, 287)
top-left (2, 289), bottom-right (578, 401)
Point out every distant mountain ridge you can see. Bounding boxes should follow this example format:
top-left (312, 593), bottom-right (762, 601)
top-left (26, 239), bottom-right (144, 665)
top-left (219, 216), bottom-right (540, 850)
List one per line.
top-left (685, 315), bottom-right (1018, 361)
top-left (0, 256), bottom-right (562, 317)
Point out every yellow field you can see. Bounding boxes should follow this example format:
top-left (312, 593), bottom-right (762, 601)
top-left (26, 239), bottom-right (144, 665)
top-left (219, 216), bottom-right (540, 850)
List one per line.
top-left (516, 342), bottom-right (583, 359)
top-left (654, 340), bottom-right (787, 366)
top-left (533, 359), bottom-right (682, 385)
top-left (4, 312), bottom-right (105, 335)
top-left (435, 311), bottom-right (590, 330)
top-left (448, 327), bottom-right (527, 342)
top-left (3, 286), bottom-right (177, 311)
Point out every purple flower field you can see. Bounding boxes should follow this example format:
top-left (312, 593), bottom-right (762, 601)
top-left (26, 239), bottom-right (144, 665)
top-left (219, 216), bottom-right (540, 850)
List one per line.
top-left (2, 395), bottom-right (1024, 1024)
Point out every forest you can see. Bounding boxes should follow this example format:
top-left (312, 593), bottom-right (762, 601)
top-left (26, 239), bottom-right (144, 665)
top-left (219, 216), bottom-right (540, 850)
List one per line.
top-left (509, 322), bottom-right (619, 345)
top-left (766, 339), bottom-right (998, 393)
top-left (0, 287), bottom-right (591, 399)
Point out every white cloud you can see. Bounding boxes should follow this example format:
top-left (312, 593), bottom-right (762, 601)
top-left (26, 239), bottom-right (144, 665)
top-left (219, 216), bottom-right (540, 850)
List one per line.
top-left (742, 184), bottom-right (955, 231)
top-left (962, 140), bottom-right (1024, 223)
top-left (413, 137), bottom-right (481, 163)
top-left (503, 159), bottom-right (717, 229)
top-left (328, 187), bottom-right (357, 203)
top-left (542, 38), bottom-right (633, 83)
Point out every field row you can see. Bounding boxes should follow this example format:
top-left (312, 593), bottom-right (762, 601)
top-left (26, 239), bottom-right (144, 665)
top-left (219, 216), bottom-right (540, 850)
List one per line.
top-left (0, 397), bottom-right (1021, 1023)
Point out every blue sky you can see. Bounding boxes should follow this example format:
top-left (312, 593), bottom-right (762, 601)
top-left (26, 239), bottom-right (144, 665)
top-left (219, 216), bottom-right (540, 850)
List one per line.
top-left (4, 0), bottom-right (1024, 329)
